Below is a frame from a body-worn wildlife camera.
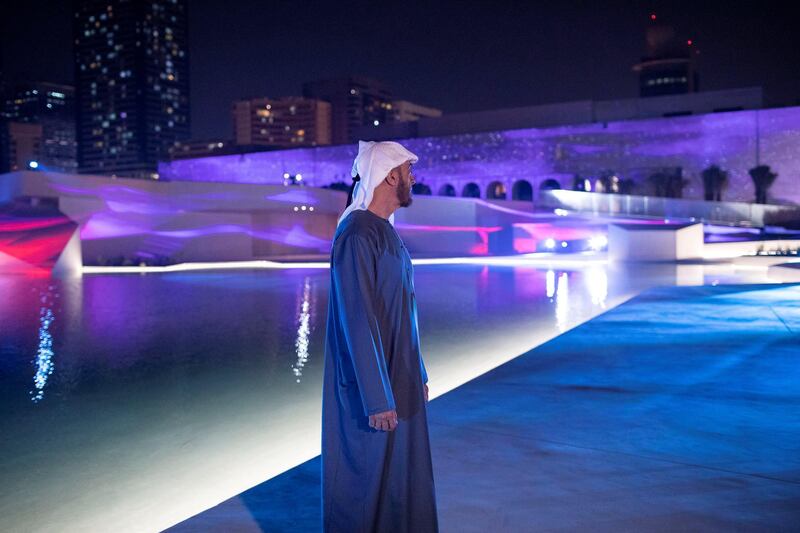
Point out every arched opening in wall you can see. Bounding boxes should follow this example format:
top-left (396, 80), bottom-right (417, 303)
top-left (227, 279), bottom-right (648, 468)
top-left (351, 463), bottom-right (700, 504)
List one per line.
top-left (462, 182), bottom-right (481, 198)
top-left (486, 181), bottom-right (507, 200)
top-left (412, 183), bottom-right (432, 195)
top-left (512, 180), bottom-right (533, 201)
top-left (438, 184), bottom-right (456, 197)
top-left (539, 179), bottom-right (561, 191)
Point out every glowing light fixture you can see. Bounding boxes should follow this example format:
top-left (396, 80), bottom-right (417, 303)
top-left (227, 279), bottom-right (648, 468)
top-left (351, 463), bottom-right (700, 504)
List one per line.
top-left (544, 238), bottom-right (556, 249)
top-left (82, 254), bottom-right (609, 275)
top-left (588, 235), bottom-right (608, 250)
top-left (28, 160), bottom-right (39, 169)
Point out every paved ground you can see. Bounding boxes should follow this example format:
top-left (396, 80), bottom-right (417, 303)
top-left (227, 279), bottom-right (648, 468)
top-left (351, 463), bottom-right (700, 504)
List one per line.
top-left (168, 283), bottom-right (800, 532)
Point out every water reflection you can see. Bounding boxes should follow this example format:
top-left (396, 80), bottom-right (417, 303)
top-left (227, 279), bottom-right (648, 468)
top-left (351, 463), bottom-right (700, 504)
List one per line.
top-left (30, 287), bottom-right (56, 403)
top-left (0, 262), bottom-right (783, 532)
top-left (292, 276), bottom-right (313, 383)
top-left (555, 272), bottom-right (569, 332)
top-left (586, 267), bottom-right (608, 308)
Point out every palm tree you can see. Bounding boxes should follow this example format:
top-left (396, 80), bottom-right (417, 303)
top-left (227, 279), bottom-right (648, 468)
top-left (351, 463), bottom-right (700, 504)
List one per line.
top-left (666, 168), bottom-right (688, 199)
top-left (648, 171), bottom-right (669, 197)
top-left (748, 165), bottom-right (778, 204)
top-left (648, 169), bottom-right (686, 198)
top-left (701, 165), bottom-right (728, 202)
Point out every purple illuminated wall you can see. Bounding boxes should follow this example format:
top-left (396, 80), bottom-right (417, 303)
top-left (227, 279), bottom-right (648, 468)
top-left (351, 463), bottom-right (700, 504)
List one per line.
top-left (6, 171), bottom-right (609, 264)
top-left (160, 106), bottom-right (800, 206)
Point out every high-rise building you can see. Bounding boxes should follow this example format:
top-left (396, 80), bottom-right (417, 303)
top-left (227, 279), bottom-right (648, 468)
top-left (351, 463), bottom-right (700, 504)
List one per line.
top-left (73, 0), bottom-right (190, 179)
top-left (2, 82), bottom-right (77, 173)
top-left (232, 96), bottom-right (332, 148)
top-left (391, 100), bottom-right (443, 122)
top-left (633, 17), bottom-right (698, 97)
top-left (302, 76), bottom-right (393, 144)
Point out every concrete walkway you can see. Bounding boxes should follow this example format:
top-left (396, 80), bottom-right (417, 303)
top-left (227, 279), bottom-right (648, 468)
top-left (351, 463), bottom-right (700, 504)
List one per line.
top-left (168, 283), bottom-right (800, 532)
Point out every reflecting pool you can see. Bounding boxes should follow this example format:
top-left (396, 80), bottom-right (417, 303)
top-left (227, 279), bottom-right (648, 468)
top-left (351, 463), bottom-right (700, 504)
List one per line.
top-left (0, 261), bottom-right (780, 532)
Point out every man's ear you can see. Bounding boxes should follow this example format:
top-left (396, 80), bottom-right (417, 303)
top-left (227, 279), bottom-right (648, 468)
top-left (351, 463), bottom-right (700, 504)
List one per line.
top-left (385, 169), bottom-right (399, 187)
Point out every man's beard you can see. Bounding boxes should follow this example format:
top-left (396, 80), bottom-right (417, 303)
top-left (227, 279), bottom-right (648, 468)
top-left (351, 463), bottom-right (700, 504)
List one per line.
top-left (397, 179), bottom-right (413, 208)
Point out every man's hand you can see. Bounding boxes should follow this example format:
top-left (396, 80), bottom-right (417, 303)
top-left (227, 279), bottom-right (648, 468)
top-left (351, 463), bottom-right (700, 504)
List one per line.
top-left (424, 383), bottom-right (429, 402)
top-left (369, 409), bottom-right (398, 431)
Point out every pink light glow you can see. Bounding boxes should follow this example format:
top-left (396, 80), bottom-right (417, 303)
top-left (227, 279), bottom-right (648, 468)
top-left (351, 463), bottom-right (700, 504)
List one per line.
top-left (512, 222), bottom-right (596, 241)
top-left (0, 214), bottom-right (77, 271)
top-left (396, 222), bottom-right (503, 256)
top-left (395, 223), bottom-right (503, 233)
top-left (0, 217), bottom-right (71, 232)
top-left (513, 238), bottom-right (538, 253)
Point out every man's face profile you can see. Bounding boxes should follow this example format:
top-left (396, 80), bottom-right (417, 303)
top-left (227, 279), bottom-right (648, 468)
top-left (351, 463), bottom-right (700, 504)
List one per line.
top-left (396, 161), bottom-right (415, 208)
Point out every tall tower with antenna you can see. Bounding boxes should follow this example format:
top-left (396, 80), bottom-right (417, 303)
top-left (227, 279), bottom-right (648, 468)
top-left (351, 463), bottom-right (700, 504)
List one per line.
top-left (633, 13), bottom-right (699, 97)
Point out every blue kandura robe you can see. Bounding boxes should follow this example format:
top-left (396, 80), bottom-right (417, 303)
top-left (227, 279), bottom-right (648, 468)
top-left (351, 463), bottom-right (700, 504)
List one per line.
top-left (322, 209), bottom-right (439, 532)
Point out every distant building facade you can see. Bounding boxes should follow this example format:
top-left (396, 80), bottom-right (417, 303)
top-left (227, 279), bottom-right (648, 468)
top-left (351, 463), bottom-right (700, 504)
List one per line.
top-left (232, 96), bottom-right (331, 147)
top-left (0, 123), bottom-right (7, 173)
top-left (169, 138), bottom-right (279, 160)
top-left (302, 76), bottom-right (393, 144)
top-left (73, 0), bottom-right (190, 179)
top-left (169, 138), bottom-right (233, 160)
top-left (1, 82), bottom-right (77, 173)
top-left (354, 87), bottom-right (764, 141)
top-left (5, 122), bottom-right (42, 172)
top-left (392, 100), bottom-right (442, 122)
top-left (0, 48), bottom-right (7, 173)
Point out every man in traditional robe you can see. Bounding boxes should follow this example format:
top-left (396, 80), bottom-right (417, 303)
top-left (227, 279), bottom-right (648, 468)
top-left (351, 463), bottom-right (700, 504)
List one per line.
top-left (321, 141), bottom-right (439, 532)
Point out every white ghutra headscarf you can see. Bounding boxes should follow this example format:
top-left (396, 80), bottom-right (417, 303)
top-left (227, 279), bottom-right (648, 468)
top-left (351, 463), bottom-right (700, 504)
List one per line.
top-left (337, 140), bottom-right (419, 227)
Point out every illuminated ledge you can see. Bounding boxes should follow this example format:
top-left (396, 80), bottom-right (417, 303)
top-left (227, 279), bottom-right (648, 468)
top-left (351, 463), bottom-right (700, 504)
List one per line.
top-left (80, 250), bottom-right (800, 275)
top-left (81, 253), bottom-right (609, 275)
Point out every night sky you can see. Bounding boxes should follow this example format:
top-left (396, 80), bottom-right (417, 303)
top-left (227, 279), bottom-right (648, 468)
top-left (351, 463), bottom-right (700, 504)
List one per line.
top-left (2, 1), bottom-right (798, 140)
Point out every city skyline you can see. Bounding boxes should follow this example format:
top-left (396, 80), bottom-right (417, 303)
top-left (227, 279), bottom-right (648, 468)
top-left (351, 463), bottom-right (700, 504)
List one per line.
top-left (73, 0), bottom-right (190, 178)
top-left (2, 0), bottom-right (798, 141)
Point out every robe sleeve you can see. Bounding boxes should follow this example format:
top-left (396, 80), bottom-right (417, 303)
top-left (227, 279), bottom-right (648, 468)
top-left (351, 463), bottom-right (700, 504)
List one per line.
top-left (333, 233), bottom-right (396, 417)
top-left (413, 297), bottom-right (429, 385)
